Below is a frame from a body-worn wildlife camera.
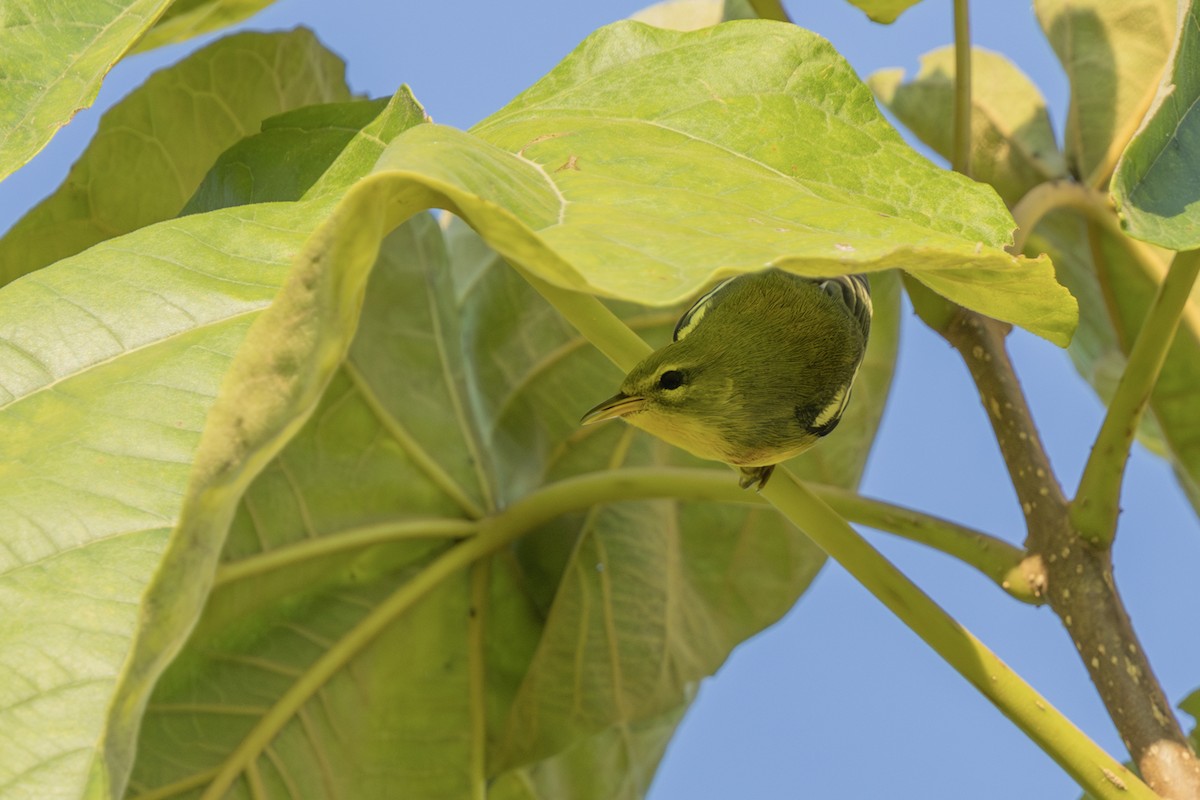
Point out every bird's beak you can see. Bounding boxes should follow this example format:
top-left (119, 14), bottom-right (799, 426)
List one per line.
top-left (580, 392), bottom-right (646, 425)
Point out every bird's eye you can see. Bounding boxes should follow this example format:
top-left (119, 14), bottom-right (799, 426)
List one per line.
top-left (658, 369), bottom-right (685, 390)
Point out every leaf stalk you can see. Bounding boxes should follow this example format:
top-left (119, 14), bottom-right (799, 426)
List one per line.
top-left (1072, 248), bottom-right (1200, 545)
top-left (952, 0), bottom-right (972, 177)
top-left (217, 464), bottom-right (1035, 603)
top-left (808, 482), bottom-right (1040, 603)
top-left (759, 469), bottom-right (1151, 800)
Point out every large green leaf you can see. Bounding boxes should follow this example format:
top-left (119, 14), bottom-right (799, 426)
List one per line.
top-left (1036, 0), bottom-right (1177, 187)
top-left (183, 89), bottom-right (429, 212)
top-left (113, 22), bottom-right (904, 789)
top-left (0, 0), bottom-right (171, 182)
top-left (5, 17), bottom-right (1065, 798)
top-left (126, 218), bottom-right (492, 800)
top-left (869, 46), bottom-right (1067, 206)
top-left (0, 29), bottom-right (351, 287)
top-left (0, 90), bottom-right (425, 800)
top-left (1112, 0), bottom-right (1200, 250)
top-left (118, 73), bottom-right (902, 792)
top-left (124, 205), bottom-right (899, 797)
top-left (0, 204), bottom-right (298, 799)
top-left (133, 0), bottom-right (280, 53)
top-left (454, 20), bottom-right (1074, 346)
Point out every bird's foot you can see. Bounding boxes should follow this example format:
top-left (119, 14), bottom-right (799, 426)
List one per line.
top-left (738, 465), bottom-right (775, 491)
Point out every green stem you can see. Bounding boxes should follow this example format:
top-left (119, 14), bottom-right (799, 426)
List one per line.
top-left (1071, 248), bottom-right (1200, 545)
top-left (761, 470), bottom-right (1153, 800)
top-left (1011, 180), bottom-right (1083, 253)
top-left (1009, 180), bottom-right (1169, 288)
top-left (217, 463), bottom-right (1034, 603)
top-left (1010, 179), bottom-right (1114, 253)
top-left (952, 0), bottom-right (972, 177)
top-left (812, 482), bottom-right (1042, 604)
top-left (515, 266), bottom-right (651, 370)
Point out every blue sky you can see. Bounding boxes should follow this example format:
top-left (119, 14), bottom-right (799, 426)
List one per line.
top-left (4, 2), bottom-right (1197, 797)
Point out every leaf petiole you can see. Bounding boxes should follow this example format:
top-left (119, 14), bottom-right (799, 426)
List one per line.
top-left (760, 470), bottom-right (1154, 800)
top-left (1072, 248), bottom-right (1200, 545)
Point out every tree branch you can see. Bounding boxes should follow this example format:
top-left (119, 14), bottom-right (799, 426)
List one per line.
top-left (943, 31), bottom-right (1198, 787)
top-left (943, 311), bottom-right (1068, 529)
top-left (940, 307), bottom-right (1200, 799)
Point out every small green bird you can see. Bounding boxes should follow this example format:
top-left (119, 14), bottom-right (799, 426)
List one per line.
top-left (580, 269), bottom-right (872, 489)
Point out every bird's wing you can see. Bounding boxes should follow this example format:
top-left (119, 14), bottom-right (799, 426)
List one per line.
top-left (673, 275), bottom-right (738, 342)
top-left (676, 271), bottom-right (873, 343)
top-left (817, 273), bottom-right (872, 342)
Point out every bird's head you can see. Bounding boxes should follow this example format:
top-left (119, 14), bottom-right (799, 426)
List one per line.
top-left (579, 339), bottom-right (738, 462)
